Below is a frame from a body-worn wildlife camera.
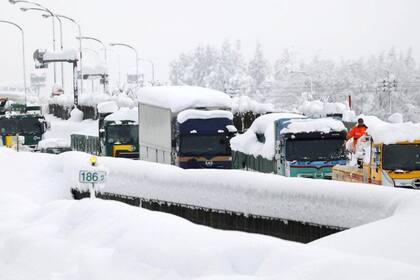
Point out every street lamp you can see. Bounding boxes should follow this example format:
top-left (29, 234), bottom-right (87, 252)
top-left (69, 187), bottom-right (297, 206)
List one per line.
top-left (77, 36), bottom-right (107, 64)
top-left (110, 43), bottom-right (139, 87)
top-left (77, 36), bottom-right (108, 93)
top-left (0, 20), bottom-right (27, 106)
top-left (44, 13), bottom-right (84, 95)
top-left (138, 58), bottom-right (155, 85)
top-left (20, 6), bottom-right (64, 87)
top-left (10, 0), bottom-right (58, 84)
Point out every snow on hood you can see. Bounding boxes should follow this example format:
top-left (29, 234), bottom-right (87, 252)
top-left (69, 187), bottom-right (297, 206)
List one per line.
top-left (137, 86), bottom-right (232, 113)
top-left (43, 49), bottom-right (78, 61)
top-left (280, 118), bottom-right (346, 134)
top-left (231, 96), bottom-right (275, 114)
top-left (104, 107), bottom-right (138, 123)
top-left (177, 109), bottom-right (233, 124)
top-left (362, 115), bottom-right (420, 144)
top-left (230, 113), bottom-right (304, 159)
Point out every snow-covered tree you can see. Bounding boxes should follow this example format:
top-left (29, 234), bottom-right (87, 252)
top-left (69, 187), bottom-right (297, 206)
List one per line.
top-left (248, 42), bottom-right (272, 97)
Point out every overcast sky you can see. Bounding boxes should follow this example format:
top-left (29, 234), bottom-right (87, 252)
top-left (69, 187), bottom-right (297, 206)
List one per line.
top-left (1, 0), bottom-right (419, 89)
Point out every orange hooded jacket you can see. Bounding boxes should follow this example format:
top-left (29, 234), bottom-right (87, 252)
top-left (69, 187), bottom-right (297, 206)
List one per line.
top-left (347, 124), bottom-right (368, 145)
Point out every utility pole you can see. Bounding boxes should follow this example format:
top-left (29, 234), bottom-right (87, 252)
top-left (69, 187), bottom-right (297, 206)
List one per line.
top-left (380, 73), bottom-right (398, 114)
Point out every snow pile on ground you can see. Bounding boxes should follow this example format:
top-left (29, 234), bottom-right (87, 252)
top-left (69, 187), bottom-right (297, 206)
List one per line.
top-left (1, 149), bottom-right (420, 279)
top-left (44, 114), bottom-right (98, 138)
top-left (362, 115), bottom-right (420, 144)
top-left (37, 138), bottom-right (70, 150)
top-left (280, 118), bottom-right (346, 134)
top-left (232, 96), bottom-right (275, 114)
top-left (313, 195), bottom-right (420, 268)
top-left (230, 113), bottom-right (303, 159)
top-left (177, 109), bottom-right (233, 123)
top-left (43, 49), bottom-right (78, 61)
top-left (137, 86), bottom-right (232, 113)
top-left (104, 107), bottom-right (138, 123)
top-left (298, 100), bottom-right (356, 121)
top-left (69, 107), bottom-right (84, 122)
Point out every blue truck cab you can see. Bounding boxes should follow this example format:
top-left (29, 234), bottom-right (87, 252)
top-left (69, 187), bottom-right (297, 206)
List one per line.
top-left (176, 110), bottom-right (236, 169)
top-left (274, 118), bottom-right (348, 179)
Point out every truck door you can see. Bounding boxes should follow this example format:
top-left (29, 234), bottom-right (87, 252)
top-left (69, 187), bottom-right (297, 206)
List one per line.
top-left (370, 144), bottom-right (383, 185)
top-left (276, 139), bottom-right (286, 175)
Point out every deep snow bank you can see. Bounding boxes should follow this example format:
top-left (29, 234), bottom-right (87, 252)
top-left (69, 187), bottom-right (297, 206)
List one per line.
top-left (61, 152), bottom-right (410, 229)
top-left (2, 149), bottom-right (420, 279)
top-left (2, 197), bottom-right (420, 280)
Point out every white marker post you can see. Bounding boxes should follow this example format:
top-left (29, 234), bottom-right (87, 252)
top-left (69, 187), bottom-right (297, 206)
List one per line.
top-left (79, 156), bottom-right (107, 199)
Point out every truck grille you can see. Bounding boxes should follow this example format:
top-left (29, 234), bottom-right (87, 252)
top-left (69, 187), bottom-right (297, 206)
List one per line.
top-left (412, 179), bottom-right (420, 189)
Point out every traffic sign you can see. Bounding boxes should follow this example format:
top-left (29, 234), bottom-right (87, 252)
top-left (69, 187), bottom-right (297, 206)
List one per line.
top-left (79, 170), bottom-right (107, 183)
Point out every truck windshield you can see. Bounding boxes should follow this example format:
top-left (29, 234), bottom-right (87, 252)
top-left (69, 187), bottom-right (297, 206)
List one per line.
top-left (18, 118), bottom-right (43, 134)
top-left (179, 135), bottom-right (230, 156)
top-left (0, 117), bottom-right (43, 135)
top-left (286, 139), bottom-right (346, 161)
top-left (107, 125), bottom-right (138, 144)
top-left (383, 144), bottom-right (420, 171)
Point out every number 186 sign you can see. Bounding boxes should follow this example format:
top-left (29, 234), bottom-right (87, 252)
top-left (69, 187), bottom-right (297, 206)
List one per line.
top-left (79, 170), bottom-right (107, 183)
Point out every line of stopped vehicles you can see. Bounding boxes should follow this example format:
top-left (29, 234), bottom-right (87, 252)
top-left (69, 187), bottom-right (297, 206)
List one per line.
top-left (1, 86), bottom-right (419, 189)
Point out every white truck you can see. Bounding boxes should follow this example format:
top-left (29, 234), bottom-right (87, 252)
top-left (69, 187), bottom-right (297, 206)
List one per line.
top-left (138, 86), bottom-right (236, 169)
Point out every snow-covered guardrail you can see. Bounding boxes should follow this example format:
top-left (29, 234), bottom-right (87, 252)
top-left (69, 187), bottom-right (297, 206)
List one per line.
top-left (62, 152), bottom-right (412, 230)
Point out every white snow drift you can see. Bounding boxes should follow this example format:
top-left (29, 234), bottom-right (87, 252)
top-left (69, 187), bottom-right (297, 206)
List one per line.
top-left (1, 148), bottom-right (420, 279)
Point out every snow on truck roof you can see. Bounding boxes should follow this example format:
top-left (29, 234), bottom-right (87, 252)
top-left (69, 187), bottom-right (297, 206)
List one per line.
top-left (137, 86), bottom-right (232, 113)
top-left (177, 109), bottom-right (233, 123)
top-left (231, 96), bottom-right (275, 114)
top-left (231, 114), bottom-right (346, 159)
top-left (104, 107), bottom-right (138, 123)
top-left (362, 115), bottom-right (420, 144)
top-left (278, 118), bottom-right (347, 134)
top-left (230, 113), bottom-right (304, 159)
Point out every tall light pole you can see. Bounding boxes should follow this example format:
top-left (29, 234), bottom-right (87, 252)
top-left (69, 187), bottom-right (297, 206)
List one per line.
top-left (138, 58), bottom-right (155, 85)
top-left (77, 36), bottom-right (108, 93)
top-left (20, 7), bottom-right (65, 88)
top-left (0, 20), bottom-right (27, 106)
top-left (110, 43), bottom-right (139, 87)
top-left (77, 36), bottom-right (107, 64)
top-left (44, 14), bottom-right (84, 95)
top-left (9, 0), bottom-right (57, 84)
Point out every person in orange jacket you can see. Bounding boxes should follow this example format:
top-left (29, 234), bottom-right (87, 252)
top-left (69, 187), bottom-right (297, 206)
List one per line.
top-left (347, 118), bottom-right (368, 147)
